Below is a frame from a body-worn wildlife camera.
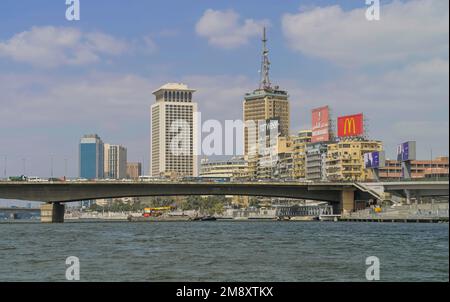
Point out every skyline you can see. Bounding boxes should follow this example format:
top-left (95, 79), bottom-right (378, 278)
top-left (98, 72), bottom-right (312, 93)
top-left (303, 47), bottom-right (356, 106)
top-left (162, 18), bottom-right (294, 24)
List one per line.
top-left (0, 0), bottom-right (448, 178)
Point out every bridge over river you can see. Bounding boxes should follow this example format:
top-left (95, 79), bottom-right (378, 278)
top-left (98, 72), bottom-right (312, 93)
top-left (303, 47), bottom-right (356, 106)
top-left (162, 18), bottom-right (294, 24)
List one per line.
top-left (0, 180), bottom-right (447, 223)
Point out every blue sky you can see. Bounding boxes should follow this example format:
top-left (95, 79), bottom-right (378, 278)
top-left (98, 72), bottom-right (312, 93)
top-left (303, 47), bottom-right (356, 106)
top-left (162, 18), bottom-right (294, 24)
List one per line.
top-left (0, 0), bottom-right (449, 185)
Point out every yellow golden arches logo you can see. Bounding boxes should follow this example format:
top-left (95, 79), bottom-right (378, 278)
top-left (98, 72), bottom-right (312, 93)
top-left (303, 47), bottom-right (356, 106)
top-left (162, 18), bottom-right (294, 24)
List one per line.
top-left (343, 118), bottom-right (356, 135)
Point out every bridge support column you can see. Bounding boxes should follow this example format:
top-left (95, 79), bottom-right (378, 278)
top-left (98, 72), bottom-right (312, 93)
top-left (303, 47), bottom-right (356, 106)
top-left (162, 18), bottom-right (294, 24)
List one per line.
top-left (40, 202), bottom-right (64, 223)
top-left (404, 189), bottom-right (411, 205)
top-left (340, 188), bottom-right (355, 215)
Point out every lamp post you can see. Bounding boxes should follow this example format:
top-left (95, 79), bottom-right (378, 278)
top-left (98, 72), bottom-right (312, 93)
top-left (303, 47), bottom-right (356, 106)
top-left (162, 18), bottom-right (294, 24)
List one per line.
top-left (64, 158), bottom-right (68, 180)
top-left (22, 158), bottom-right (26, 176)
top-left (2, 155), bottom-right (6, 179)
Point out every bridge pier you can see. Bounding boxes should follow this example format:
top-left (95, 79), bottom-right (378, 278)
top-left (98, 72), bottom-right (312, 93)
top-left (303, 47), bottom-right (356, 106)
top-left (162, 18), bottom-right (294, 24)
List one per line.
top-left (40, 202), bottom-right (65, 223)
top-left (404, 189), bottom-right (411, 205)
top-left (340, 188), bottom-right (355, 214)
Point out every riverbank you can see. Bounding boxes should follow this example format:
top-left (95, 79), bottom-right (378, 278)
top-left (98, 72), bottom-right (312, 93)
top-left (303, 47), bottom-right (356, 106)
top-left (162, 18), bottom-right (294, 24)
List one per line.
top-left (341, 203), bottom-right (449, 223)
top-left (58, 203), bottom-right (450, 223)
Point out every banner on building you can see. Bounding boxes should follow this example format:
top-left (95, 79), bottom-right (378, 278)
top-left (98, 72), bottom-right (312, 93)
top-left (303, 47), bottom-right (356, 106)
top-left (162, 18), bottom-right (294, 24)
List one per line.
top-left (364, 151), bottom-right (386, 168)
top-left (397, 141), bottom-right (416, 162)
top-left (311, 106), bottom-right (330, 143)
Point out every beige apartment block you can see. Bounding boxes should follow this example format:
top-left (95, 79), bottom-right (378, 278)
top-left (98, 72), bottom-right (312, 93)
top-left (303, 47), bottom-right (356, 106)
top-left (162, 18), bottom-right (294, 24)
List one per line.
top-left (292, 130), bottom-right (312, 180)
top-left (326, 140), bottom-right (383, 181)
top-left (104, 144), bottom-right (127, 179)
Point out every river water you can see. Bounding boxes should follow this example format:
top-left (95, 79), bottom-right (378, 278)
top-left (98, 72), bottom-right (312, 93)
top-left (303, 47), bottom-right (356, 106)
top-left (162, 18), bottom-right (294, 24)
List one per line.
top-left (0, 221), bottom-right (448, 282)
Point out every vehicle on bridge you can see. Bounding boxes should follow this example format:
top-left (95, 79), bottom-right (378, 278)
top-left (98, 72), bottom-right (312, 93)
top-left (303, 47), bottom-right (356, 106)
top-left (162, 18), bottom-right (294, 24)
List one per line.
top-left (8, 175), bottom-right (27, 181)
top-left (68, 178), bottom-right (89, 182)
top-left (48, 177), bottom-right (64, 182)
top-left (138, 176), bottom-right (169, 182)
top-left (182, 176), bottom-right (230, 183)
top-left (27, 176), bottom-right (49, 182)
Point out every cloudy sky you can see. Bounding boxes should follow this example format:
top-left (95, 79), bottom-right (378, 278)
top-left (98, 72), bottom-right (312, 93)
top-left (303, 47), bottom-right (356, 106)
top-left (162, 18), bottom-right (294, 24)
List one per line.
top-left (0, 0), bottom-right (448, 180)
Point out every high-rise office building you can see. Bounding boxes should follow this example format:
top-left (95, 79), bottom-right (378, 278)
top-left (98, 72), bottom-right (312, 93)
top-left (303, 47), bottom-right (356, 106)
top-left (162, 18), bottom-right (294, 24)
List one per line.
top-left (151, 83), bottom-right (198, 177)
top-left (243, 28), bottom-right (290, 156)
top-left (104, 144), bottom-right (127, 179)
top-left (79, 134), bottom-right (104, 179)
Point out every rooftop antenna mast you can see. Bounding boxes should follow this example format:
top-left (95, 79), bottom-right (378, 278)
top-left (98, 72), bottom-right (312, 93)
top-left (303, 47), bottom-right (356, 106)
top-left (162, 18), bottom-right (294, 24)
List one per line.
top-left (259, 27), bottom-right (271, 90)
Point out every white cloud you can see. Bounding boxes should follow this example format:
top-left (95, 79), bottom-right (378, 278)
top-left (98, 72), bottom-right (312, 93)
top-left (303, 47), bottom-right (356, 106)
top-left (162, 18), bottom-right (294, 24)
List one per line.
top-left (0, 73), bottom-right (154, 132)
top-left (182, 74), bottom-right (254, 120)
top-left (140, 35), bottom-right (158, 54)
top-left (196, 9), bottom-right (269, 49)
top-left (282, 0), bottom-right (449, 66)
top-left (0, 26), bottom-right (129, 68)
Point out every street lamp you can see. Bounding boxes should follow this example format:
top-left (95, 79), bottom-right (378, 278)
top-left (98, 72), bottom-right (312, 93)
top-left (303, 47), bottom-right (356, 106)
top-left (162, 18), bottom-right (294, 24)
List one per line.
top-left (64, 158), bottom-right (68, 180)
top-left (50, 155), bottom-right (54, 179)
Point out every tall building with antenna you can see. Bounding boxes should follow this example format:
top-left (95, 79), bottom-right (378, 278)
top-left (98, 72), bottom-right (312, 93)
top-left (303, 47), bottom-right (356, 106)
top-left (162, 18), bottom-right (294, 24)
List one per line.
top-left (243, 27), bottom-right (290, 157)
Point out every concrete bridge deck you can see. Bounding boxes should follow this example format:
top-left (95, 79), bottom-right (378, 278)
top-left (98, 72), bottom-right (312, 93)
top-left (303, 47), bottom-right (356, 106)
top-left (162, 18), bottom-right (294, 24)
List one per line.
top-left (0, 181), bottom-right (358, 203)
top-left (0, 180), bottom-right (447, 223)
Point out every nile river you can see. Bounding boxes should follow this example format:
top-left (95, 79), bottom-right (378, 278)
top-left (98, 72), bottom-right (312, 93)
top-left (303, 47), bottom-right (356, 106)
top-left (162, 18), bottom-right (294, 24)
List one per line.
top-left (0, 221), bottom-right (448, 282)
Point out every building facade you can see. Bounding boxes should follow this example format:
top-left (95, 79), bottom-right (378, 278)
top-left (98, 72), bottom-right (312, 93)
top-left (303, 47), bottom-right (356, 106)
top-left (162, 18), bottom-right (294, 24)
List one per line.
top-left (79, 134), bottom-right (104, 179)
top-left (306, 142), bottom-right (329, 181)
top-left (292, 130), bottom-right (312, 180)
top-left (127, 162), bottom-right (142, 180)
top-left (377, 156), bottom-right (449, 180)
top-left (200, 156), bottom-right (248, 179)
top-left (326, 140), bottom-right (383, 181)
top-left (258, 136), bottom-right (293, 180)
top-left (243, 89), bottom-right (290, 155)
top-left (104, 144), bottom-right (127, 179)
top-left (151, 83), bottom-right (198, 178)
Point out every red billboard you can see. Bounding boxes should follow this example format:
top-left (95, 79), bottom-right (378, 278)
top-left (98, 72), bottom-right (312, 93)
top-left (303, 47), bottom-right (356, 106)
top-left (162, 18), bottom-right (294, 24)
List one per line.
top-left (311, 106), bottom-right (330, 143)
top-left (337, 113), bottom-right (364, 138)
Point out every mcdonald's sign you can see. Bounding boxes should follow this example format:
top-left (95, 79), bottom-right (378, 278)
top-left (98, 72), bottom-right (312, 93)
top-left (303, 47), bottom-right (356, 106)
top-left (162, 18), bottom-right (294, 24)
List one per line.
top-left (337, 113), bottom-right (364, 138)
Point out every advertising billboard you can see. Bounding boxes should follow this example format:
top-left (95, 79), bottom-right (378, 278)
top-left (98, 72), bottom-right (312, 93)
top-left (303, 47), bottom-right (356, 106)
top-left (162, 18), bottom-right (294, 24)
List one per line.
top-left (337, 113), bottom-right (364, 138)
top-left (364, 151), bottom-right (386, 169)
top-left (396, 141), bottom-right (416, 162)
top-left (311, 106), bottom-right (330, 143)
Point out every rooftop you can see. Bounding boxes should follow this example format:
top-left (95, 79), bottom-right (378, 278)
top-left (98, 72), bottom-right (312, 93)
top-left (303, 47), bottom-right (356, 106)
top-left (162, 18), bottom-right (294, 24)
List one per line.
top-left (244, 87), bottom-right (288, 101)
top-left (152, 83), bottom-right (195, 94)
